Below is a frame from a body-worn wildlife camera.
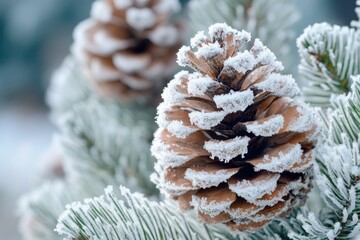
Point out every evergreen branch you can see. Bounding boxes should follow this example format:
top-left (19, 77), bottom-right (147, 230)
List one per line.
top-left (329, 77), bottom-right (360, 144)
top-left (60, 97), bottom-right (158, 196)
top-left (297, 23), bottom-right (360, 107)
top-left (188, 0), bottom-right (299, 68)
top-left (56, 186), bottom-right (294, 240)
top-left (46, 57), bottom-right (91, 123)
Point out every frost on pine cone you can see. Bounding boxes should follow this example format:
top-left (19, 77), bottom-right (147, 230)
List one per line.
top-left (152, 23), bottom-right (319, 231)
top-left (73, 0), bottom-right (182, 100)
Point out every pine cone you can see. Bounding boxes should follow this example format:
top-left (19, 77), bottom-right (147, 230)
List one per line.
top-left (152, 23), bottom-right (319, 231)
top-left (72, 0), bottom-right (182, 100)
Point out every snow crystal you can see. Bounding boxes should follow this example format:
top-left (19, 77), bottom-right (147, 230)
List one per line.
top-left (195, 42), bottom-right (224, 59)
top-left (184, 169), bottom-right (237, 188)
top-left (254, 144), bottom-right (303, 172)
top-left (89, 60), bottom-right (121, 81)
top-left (251, 200), bottom-right (291, 222)
top-left (167, 120), bottom-right (197, 139)
top-left (224, 50), bottom-right (256, 73)
top-left (149, 25), bottom-right (179, 46)
top-left (204, 136), bottom-right (250, 163)
top-left (245, 115), bottom-right (284, 137)
top-left (161, 71), bottom-right (189, 104)
top-left (154, 0), bottom-right (181, 14)
top-left (233, 30), bottom-right (251, 46)
top-left (91, 0), bottom-right (113, 22)
top-left (151, 130), bottom-right (192, 167)
top-left (189, 110), bottom-right (227, 129)
top-left (250, 39), bottom-right (266, 56)
top-left (113, 53), bottom-right (150, 73)
top-left (126, 8), bottom-right (156, 30)
top-left (114, 0), bottom-right (133, 9)
top-left (191, 195), bottom-right (233, 217)
top-left (256, 48), bottom-right (283, 70)
top-left (213, 89), bottom-right (254, 113)
top-left (190, 31), bottom-right (208, 48)
top-left (208, 23), bottom-right (236, 40)
top-left (254, 73), bottom-right (300, 97)
top-left (288, 102), bottom-right (317, 133)
top-left (177, 46), bottom-right (192, 67)
top-left (229, 174), bottom-right (280, 202)
top-left (187, 75), bottom-right (215, 96)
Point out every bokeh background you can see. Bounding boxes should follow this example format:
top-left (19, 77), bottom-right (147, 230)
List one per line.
top-left (0, 0), bottom-right (356, 239)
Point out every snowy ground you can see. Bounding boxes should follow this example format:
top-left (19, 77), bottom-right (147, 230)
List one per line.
top-left (0, 103), bottom-right (54, 240)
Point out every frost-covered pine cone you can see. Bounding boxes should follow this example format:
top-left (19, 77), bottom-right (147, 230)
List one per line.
top-left (151, 23), bottom-right (319, 231)
top-left (73, 0), bottom-right (182, 100)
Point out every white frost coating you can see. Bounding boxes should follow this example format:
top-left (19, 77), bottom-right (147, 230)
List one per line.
top-left (191, 196), bottom-right (233, 217)
top-left (154, 0), bottom-right (181, 14)
top-left (224, 50), bottom-right (256, 73)
top-left (254, 144), bottom-right (303, 172)
top-left (251, 200), bottom-right (291, 222)
top-left (149, 25), bottom-right (179, 46)
top-left (257, 48), bottom-right (284, 70)
top-left (229, 174), bottom-right (280, 201)
top-left (93, 30), bottom-right (131, 54)
top-left (251, 39), bottom-right (266, 56)
top-left (177, 46), bottom-right (191, 67)
top-left (246, 115), bottom-right (284, 137)
top-left (184, 169), bottom-right (237, 188)
top-left (114, 0), bottom-right (133, 9)
top-left (213, 89), bottom-right (254, 113)
top-left (187, 75), bottom-right (215, 96)
top-left (208, 23), bottom-right (236, 40)
top-left (91, 0), bottom-right (112, 22)
top-left (288, 102), bottom-right (317, 132)
top-left (189, 111), bottom-right (227, 129)
top-left (291, 151), bottom-right (314, 172)
top-left (167, 120), bottom-right (197, 139)
top-left (190, 31), bottom-right (207, 48)
top-left (113, 53), bottom-right (150, 73)
top-left (204, 136), bottom-right (250, 162)
top-left (89, 60), bottom-right (121, 81)
top-left (195, 42), bottom-right (224, 59)
top-left (255, 73), bottom-right (300, 97)
top-left (161, 71), bottom-right (189, 104)
top-left (159, 182), bottom-right (197, 197)
top-left (126, 8), bottom-right (156, 30)
top-left (151, 136), bottom-right (192, 168)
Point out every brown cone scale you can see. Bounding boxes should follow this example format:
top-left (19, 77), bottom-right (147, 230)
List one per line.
top-left (151, 23), bottom-right (319, 231)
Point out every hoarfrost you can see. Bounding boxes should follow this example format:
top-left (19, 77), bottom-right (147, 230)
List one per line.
top-left (245, 115), bottom-right (284, 137)
top-left (187, 75), bottom-right (215, 96)
top-left (161, 71), bottom-right (189, 104)
top-left (191, 196), bottom-right (233, 217)
top-left (190, 31), bottom-right (207, 48)
top-left (204, 136), bottom-right (250, 162)
top-left (113, 53), bottom-right (150, 73)
top-left (254, 144), bottom-right (303, 172)
top-left (255, 73), bottom-right (300, 97)
top-left (195, 42), bottom-right (224, 59)
top-left (167, 120), bottom-right (197, 139)
top-left (288, 102), bottom-right (317, 132)
top-left (126, 8), bottom-right (156, 30)
top-left (208, 23), bottom-right (236, 40)
top-left (229, 174), bottom-right (280, 201)
top-left (177, 46), bottom-right (192, 67)
top-left (149, 25), bottom-right (179, 46)
top-left (185, 169), bottom-right (237, 188)
top-left (91, 0), bottom-right (112, 23)
top-left (224, 50), bottom-right (256, 73)
top-left (213, 89), bottom-right (254, 113)
top-left (189, 110), bottom-right (227, 129)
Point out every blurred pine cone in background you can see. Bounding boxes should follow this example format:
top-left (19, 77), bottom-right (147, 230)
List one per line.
top-left (72, 0), bottom-right (183, 101)
top-left (152, 23), bottom-right (319, 231)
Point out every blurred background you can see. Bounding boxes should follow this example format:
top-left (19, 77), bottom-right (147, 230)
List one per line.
top-left (0, 0), bottom-right (356, 239)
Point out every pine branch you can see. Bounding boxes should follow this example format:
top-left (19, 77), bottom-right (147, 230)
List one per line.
top-left (329, 77), bottom-right (360, 144)
top-left (56, 185), bottom-right (294, 240)
top-left (46, 57), bottom-right (91, 123)
top-left (297, 23), bottom-right (360, 107)
top-left (351, 0), bottom-right (360, 29)
top-left (188, 0), bottom-right (299, 68)
top-left (18, 180), bottom-right (103, 240)
top-left (60, 97), bottom-right (158, 196)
